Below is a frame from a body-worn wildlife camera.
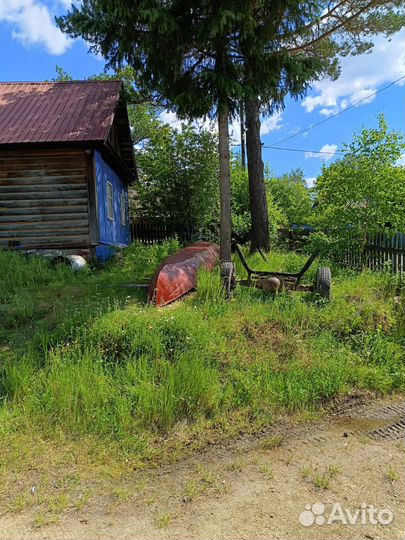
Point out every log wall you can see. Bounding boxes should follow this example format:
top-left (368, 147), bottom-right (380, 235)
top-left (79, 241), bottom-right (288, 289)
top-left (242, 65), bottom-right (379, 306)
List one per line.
top-left (0, 148), bottom-right (91, 250)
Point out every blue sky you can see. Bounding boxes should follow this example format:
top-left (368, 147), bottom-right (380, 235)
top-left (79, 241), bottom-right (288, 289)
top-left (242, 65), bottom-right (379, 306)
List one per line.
top-left (1, 0), bottom-right (404, 187)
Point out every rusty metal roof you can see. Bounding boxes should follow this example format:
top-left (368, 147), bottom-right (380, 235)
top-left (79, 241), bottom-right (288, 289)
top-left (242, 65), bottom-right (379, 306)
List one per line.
top-left (0, 80), bottom-right (123, 144)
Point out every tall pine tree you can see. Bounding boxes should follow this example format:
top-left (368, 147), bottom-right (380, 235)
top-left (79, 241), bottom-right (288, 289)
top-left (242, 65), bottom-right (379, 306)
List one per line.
top-left (238, 0), bottom-right (404, 253)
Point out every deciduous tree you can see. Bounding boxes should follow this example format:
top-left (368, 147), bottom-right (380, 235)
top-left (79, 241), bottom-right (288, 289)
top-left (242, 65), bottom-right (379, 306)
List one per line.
top-left (313, 115), bottom-right (405, 254)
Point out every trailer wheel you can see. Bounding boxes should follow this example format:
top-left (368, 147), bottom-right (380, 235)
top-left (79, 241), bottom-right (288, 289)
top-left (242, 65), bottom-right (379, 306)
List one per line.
top-left (315, 267), bottom-right (332, 300)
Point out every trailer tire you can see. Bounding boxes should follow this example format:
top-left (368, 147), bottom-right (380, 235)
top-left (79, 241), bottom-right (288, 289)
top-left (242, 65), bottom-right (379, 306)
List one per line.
top-left (315, 267), bottom-right (332, 300)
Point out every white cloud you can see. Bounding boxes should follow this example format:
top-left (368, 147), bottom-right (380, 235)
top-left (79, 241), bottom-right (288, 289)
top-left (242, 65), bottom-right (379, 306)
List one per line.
top-left (159, 110), bottom-right (216, 135)
top-left (302, 30), bottom-right (405, 115)
top-left (0, 0), bottom-right (71, 55)
top-left (260, 111), bottom-right (283, 136)
top-left (159, 110), bottom-right (184, 130)
top-left (229, 111), bottom-right (283, 144)
top-left (396, 153), bottom-right (405, 167)
top-left (319, 107), bottom-right (337, 117)
top-left (160, 109), bottom-right (283, 147)
top-left (305, 143), bottom-right (338, 161)
top-left (305, 177), bottom-right (317, 188)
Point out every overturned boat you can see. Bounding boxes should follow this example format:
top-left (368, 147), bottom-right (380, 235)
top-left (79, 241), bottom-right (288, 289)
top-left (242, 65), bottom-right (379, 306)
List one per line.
top-left (148, 242), bottom-right (219, 306)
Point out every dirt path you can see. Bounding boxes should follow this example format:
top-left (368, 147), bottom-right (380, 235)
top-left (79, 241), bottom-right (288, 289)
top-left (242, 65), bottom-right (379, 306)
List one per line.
top-left (1, 396), bottom-right (404, 540)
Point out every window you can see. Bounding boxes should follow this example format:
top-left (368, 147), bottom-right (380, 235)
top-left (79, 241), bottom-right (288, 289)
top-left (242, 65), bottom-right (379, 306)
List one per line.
top-left (120, 191), bottom-right (127, 226)
top-left (107, 181), bottom-right (114, 220)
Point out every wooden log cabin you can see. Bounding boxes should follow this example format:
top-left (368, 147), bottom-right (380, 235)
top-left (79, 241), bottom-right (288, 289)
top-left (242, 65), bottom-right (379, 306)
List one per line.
top-left (0, 81), bottom-right (137, 262)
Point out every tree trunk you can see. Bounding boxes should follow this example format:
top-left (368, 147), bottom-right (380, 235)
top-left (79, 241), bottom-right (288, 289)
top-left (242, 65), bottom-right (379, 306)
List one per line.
top-left (245, 97), bottom-right (270, 253)
top-left (217, 99), bottom-right (232, 263)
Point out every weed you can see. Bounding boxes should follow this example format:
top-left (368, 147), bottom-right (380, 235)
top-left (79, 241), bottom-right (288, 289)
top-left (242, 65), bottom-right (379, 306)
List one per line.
top-left (195, 268), bottom-right (225, 306)
top-left (304, 464), bottom-right (340, 490)
top-left (112, 487), bottom-right (134, 502)
top-left (53, 472), bottom-right (80, 489)
top-left (259, 436), bottom-right (284, 450)
top-left (284, 455), bottom-right (294, 466)
top-left (32, 513), bottom-right (60, 529)
top-left (385, 467), bottom-right (399, 483)
top-left (74, 491), bottom-right (92, 512)
top-left (259, 463), bottom-right (274, 480)
top-left (156, 512), bottom-right (174, 528)
top-left (184, 465), bottom-right (217, 501)
top-left (227, 458), bottom-right (246, 472)
top-left (6, 493), bottom-right (30, 513)
top-left (46, 493), bottom-right (69, 514)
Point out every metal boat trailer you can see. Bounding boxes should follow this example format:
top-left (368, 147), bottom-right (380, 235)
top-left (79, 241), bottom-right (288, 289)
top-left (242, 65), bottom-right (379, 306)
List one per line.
top-left (233, 243), bottom-right (332, 299)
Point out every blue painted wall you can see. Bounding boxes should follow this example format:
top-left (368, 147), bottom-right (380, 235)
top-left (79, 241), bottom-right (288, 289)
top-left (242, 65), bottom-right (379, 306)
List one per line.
top-left (94, 150), bottom-right (130, 261)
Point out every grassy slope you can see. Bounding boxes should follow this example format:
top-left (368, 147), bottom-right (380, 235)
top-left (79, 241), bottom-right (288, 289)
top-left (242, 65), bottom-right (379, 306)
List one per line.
top-left (0, 243), bottom-right (404, 476)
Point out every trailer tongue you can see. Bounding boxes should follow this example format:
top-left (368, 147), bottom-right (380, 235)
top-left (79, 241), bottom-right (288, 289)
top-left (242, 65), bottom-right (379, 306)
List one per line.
top-left (148, 242), bottom-right (219, 306)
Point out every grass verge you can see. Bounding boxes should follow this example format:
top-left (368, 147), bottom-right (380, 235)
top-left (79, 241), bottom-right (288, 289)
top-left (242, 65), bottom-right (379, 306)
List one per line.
top-left (0, 242), bottom-right (403, 486)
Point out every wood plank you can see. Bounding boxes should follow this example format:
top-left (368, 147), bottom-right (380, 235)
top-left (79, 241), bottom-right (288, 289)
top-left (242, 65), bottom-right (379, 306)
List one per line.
top-left (0, 174), bottom-right (85, 189)
top-left (0, 169), bottom-right (86, 185)
top-left (0, 220), bottom-right (89, 231)
top-left (0, 157), bottom-right (86, 167)
top-left (0, 170), bottom-right (86, 180)
top-left (1, 198), bottom-right (88, 208)
top-left (0, 149), bottom-right (85, 159)
top-left (0, 207), bottom-right (89, 216)
top-left (0, 229), bottom-right (89, 238)
top-left (0, 154), bottom-right (85, 163)
top-left (0, 213), bottom-right (89, 223)
top-left (0, 190), bottom-right (88, 201)
top-left (0, 177), bottom-right (86, 191)
top-left (0, 236), bottom-right (90, 248)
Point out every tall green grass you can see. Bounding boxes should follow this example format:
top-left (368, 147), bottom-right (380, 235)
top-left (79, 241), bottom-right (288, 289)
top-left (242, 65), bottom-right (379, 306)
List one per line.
top-left (0, 243), bottom-right (404, 454)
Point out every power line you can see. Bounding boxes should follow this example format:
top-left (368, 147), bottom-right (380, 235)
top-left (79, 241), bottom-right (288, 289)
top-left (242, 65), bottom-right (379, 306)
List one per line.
top-left (270, 75), bottom-right (405, 147)
top-left (263, 145), bottom-right (345, 155)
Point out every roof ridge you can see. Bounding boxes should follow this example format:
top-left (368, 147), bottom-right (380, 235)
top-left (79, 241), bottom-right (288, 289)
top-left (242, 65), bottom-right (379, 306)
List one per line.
top-left (0, 80), bottom-right (122, 85)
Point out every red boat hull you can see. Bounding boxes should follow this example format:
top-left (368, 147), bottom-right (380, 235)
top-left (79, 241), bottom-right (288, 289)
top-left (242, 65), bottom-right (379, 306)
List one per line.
top-left (148, 242), bottom-right (219, 306)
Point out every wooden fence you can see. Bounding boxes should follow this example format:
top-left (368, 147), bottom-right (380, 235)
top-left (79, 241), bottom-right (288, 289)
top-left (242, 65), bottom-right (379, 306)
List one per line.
top-left (335, 232), bottom-right (405, 274)
top-left (130, 219), bottom-right (405, 275)
top-left (130, 218), bottom-right (195, 245)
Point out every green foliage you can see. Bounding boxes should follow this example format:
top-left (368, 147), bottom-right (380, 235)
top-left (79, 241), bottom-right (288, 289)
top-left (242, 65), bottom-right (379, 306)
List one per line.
top-left (89, 65), bottom-right (162, 147)
top-left (231, 160), bottom-right (285, 242)
top-left (195, 268), bottom-right (225, 306)
top-left (268, 168), bottom-right (313, 226)
top-left (136, 123), bottom-right (219, 233)
top-left (1, 244), bottom-right (404, 454)
top-left (51, 65), bottom-right (73, 82)
top-left (56, 1), bottom-right (405, 121)
top-left (107, 240), bottom-right (180, 281)
top-left (0, 250), bottom-right (73, 302)
top-left (313, 115), bottom-right (405, 255)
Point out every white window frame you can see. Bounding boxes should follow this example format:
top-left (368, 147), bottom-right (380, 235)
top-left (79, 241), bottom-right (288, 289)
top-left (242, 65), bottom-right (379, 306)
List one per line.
top-left (120, 191), bottom-right (127, 226)
top-left (106, 181), bottom-right (114, 221)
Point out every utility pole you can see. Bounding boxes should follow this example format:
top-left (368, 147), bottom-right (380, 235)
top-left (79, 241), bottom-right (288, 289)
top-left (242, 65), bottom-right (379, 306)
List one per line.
top-left (240, 101), bottom-right (246, 170)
